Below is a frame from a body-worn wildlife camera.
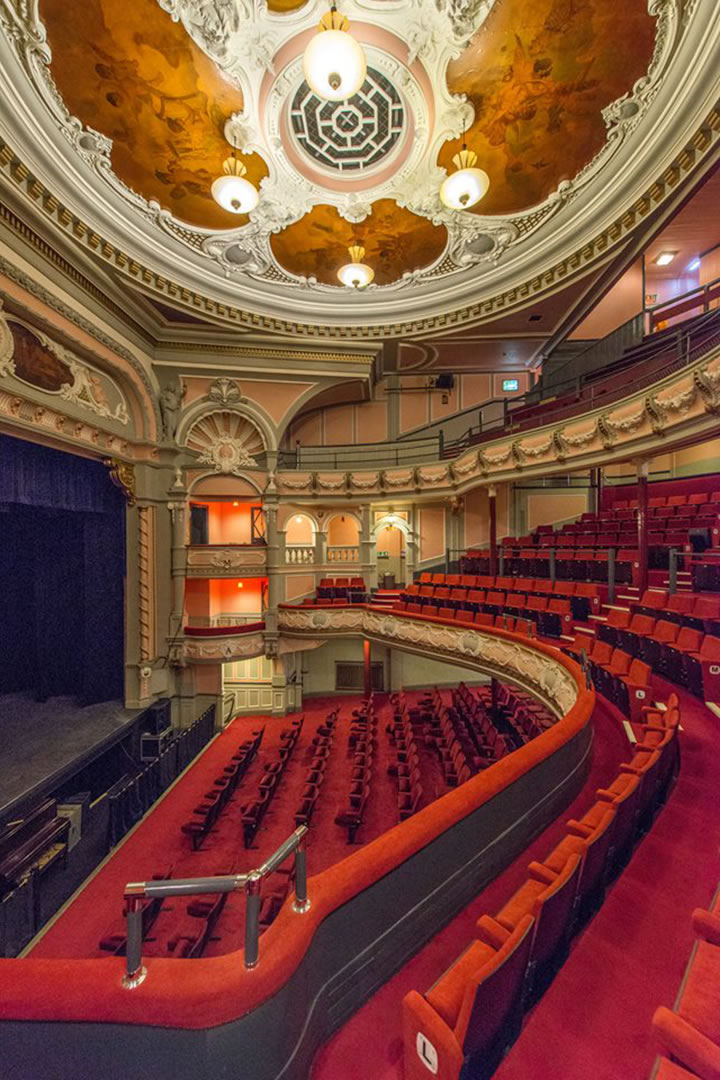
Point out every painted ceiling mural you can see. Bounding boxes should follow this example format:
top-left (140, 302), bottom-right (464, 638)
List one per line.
top-left (31, 0), bottom-right (659, 288)
top-left (0, 0), bottom-right (710, 332)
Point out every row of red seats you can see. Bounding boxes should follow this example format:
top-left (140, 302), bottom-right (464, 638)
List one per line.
top-left (402, 699), bottom-right (679, 1080)
top-left (242, 720), bottom-right (303, 848)
top-left (462, 548), bottom-right (640, 585)
top-left (396, 593), bottom-right (573, 638)
top-left (576, 607), bottom-right (720, 699)
top-left (413, 688), bottom-right (475, 785)
top-left (317, 576), bottom-right (367, 601)
top-left (181, 728), bottom-right (264, 851)
top-left (387, 695), bottom-right (424, 820)
top-left (294, 709), bottom-right (339, 828)
top-left (411, 573), bottom-right (602, 617)
top-left (334, 698), bottom-right (376, 844)
top-left (652, 884), bottom-right (720, 1079)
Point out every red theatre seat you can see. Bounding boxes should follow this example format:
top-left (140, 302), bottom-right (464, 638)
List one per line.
top-left (402, 915), bottom-right (535, 1080)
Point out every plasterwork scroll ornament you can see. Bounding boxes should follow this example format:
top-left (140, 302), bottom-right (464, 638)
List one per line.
top-left (105, 458), bottom-right (136, 505)
top-left (185, 409), bottom-right (264, 474)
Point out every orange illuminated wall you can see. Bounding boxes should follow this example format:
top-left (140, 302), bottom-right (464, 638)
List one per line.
top-left (192, 501), bottom-right (263, 545)
top-left (285, 514), bottom-right (314, 545)
top-left (376, 525), bottom-right (404, 556)
top-left (210, 577), bottom-right (266, 620)
top-left (184, 577), bottom-right (267, 626)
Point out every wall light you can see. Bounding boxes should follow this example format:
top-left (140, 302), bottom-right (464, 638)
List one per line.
top-left (237, 581), bottom-right (244, 589)
top-left (653, 251), bottom-right (678, 267)
top-left (233, 501), bottom-right (239, 507)
top-left (295, 515), bottom-right (303, 523)
top-left (687, 257), bottom-right (701, 272)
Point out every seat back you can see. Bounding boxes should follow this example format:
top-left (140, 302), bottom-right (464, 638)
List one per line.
top-left (459, 915), bottom-right (535, 1056)
top-left (530, 853), bottom-right (582, 969)
top-left (578, 808), bottom-right (616, 900)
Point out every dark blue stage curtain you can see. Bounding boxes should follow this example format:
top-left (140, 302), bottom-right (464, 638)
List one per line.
top-left (0, 435), bottom-right (125, 704)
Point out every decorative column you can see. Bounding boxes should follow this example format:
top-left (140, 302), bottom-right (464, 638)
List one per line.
top-left (363, 639), bottom-right (372, 700)
top-left (488, 484), bottom-right (498, 578)
top-left (637, 460), bottom-right (649, 598)
top-left (264, 500), bottom-right (280, 638)
top-left (359, 503), bottom-right (378, 591)
top-left (136, 504), bottom-right (157, 703)
top-left (314, 524), bottom-right (327, 588)
top-left (168, 498), bottom-right (188, 635)
top-left (406, 505), bottom-right (418, 583)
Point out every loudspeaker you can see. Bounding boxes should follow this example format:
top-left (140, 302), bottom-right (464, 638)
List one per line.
top-left (147, 698), bottom-right (171, 735)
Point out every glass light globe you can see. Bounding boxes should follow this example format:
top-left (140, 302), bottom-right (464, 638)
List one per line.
top-left (303, 18), bottom-right (366, 102)
top-left (338, 262), bottom-right (374, 288)
top-left (440, 166), bottom-right (490, 211)
top-left (211, 173), bottom-right (259, 215)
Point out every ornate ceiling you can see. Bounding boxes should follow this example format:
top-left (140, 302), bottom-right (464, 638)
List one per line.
top-left (0, 0), bottom-right (717, 337)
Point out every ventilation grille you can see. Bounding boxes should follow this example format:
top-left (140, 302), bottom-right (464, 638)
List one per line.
top-left (335, 662), bottom-right (384, 691)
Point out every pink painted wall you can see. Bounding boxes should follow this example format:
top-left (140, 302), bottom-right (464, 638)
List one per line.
top-left (570, 259), bottom-right (644, 339)
top-left (463, 486), bottom-right (510, 547)
top-left (399, 377), bottom-right (430, 434)
top-left (325, 404), bottom-right (355, 444)
top-left (700, 247), bottom-right (720, 309)
top-left (285, 574), bottom-right (315, 601)
top-left (327, 515), bottom-right (360, 546)
top-left (419, 507), bottom-right (445, 561)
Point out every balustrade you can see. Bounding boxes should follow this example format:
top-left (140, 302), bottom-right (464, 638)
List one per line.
top-left (327, 546), bottom-right (360, 563)
top-left (285, 546), bottom-right (315, 565)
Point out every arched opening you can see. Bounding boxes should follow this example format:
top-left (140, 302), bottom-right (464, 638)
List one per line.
top-left (326, 514), bottom-right (360, 566)
top-left (376, 521), bottom-right (406, 587)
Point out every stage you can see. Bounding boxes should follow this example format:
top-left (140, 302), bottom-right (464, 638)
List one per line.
top-left (0, 694), bottom-right (143, 824)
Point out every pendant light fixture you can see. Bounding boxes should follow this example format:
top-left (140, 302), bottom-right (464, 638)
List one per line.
top-left (337, 245), bottom-right (374, 288)
top-left (439, 124), bottom-right (490, 211)
top-left (303, 4), bottom-right (367, 102)
top-left (211, 150), bottom-right (259, 215)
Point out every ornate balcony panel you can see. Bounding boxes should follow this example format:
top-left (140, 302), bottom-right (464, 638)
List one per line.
top-left (278, 605), bottom-right (578, 719)
top-left (179, 626), bottom-right (266, 664)
top-left (186, 544), bottom-right (267, 577)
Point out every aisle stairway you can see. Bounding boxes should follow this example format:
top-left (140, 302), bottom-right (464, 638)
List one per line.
top-left (372, 589), bottom-right (403, 608)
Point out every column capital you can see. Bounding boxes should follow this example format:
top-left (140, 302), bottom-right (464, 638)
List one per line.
top-left (487, 483), bottom-right (497, 498)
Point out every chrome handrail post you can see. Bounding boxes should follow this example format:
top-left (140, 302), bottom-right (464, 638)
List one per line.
top-left (293, 838), bottom-right (310, 913)
top-left (122, 891), bottom-right (147, 989)
top-left (244, 871), bottom-right (263, 969)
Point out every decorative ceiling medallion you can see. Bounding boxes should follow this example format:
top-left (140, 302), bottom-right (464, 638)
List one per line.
top-left (185, 410), bottom-right (265, 474)
top-left (290, 67), bottom-right (404, 174)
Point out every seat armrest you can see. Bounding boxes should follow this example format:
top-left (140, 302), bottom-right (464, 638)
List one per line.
top-left (528, 861), bottom-right (558, 885)
top-left (692, 908), bottom-right (720, 947)
top-left (401, 991), bottom-right (464, 1080)
top-left (652, 1007), bottom-right (720, 1080)
top-left (596, 788), bottom-right (617, 802)
top-left (567, 819), bottom-right (594, 838)
top-left (475, 914), bottom-right (510, 950)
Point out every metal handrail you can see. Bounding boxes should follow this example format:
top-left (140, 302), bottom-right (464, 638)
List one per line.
top-left (121, 825), bottom-right (309, 988)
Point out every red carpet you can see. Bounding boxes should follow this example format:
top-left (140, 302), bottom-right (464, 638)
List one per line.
top-left (310, 685), bottom-right (718, 1080)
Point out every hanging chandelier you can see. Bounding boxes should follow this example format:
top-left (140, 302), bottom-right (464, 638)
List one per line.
top-left (439, 128), bottom-right (490, 211)
top-left (303, 4), bottom-right (367, 102)
top-left (211, 152), bottom-right (259, 215)
top-left (337, 245), bottom-right (374, 288)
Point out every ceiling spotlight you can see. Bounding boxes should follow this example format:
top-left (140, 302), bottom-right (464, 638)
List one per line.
top-left (337, 245), bottom-right (374, 288)
top-left (211, 153), bottom-right (259, 215)
top-left (440, 128), bottom-right (489, 211)
top-left (653, 251), bottom-right (678, 267)
top-left (303, 4), bottom-right (366, 102)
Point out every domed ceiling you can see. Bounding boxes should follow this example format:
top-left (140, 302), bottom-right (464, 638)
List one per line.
top-left (0, 0), bottom-right (715, 335)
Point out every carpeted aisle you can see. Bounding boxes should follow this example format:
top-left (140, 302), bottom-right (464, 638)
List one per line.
top-left (310, 684), bottom-right (720, 1080)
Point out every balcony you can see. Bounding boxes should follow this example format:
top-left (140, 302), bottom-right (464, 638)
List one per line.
top-left (284, 545), bottom-right (360, 566)
top-left (186, 544), bottom-right (267, 577)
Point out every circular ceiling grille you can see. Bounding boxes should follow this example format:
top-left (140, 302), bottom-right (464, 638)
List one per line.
top-left (290, 67), bottom-right (404, 173)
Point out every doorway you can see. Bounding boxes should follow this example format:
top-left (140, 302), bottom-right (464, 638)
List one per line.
top-left (376, 523), bottom-right (406, 588)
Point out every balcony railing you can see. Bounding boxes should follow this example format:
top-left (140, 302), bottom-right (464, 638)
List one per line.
top-left (327, 546), bottom-right (360, 563)
top-left (186, 544), bottom-right (267, 576)
top-left (285, 546), bottom-right (315, 565)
